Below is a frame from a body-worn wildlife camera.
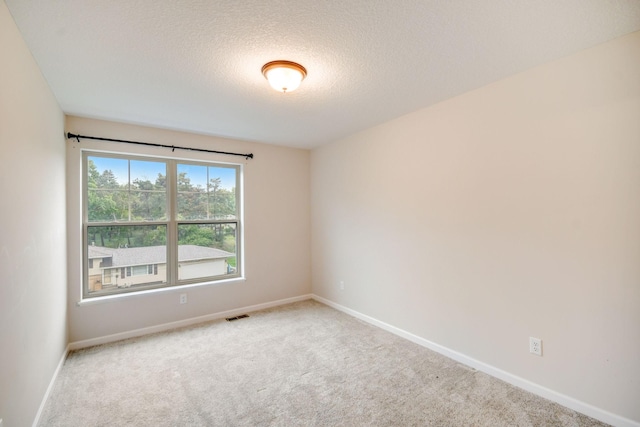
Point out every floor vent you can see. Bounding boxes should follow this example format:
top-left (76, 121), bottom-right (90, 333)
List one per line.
top-left (226, 314), bottom-right (250, 321)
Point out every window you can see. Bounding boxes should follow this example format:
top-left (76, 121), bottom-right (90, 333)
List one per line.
top-left (83, 152), bottom-right (241, 298)
top-left (132, 265), bottom-right (148, 276)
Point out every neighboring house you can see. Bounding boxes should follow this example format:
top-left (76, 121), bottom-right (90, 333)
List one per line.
top-left (88, 244), bottom-right (234, 292)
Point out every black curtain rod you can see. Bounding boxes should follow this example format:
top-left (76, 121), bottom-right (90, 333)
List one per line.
top-left (66, 132), bottom-right (254, 160)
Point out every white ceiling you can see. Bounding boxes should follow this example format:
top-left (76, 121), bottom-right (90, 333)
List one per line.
top-left (6, 1), bottom-right (640, 149)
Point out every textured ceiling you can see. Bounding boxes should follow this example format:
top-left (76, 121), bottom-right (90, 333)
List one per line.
top-left (5, 0), bottom-right (640, 149)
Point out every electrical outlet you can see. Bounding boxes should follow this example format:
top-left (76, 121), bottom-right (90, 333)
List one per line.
top-left (179, 293), bottom-right (187, 304)
top-left (529, 337), bottom-right (542, 356)
top-left (1, 417), bottom-right (4, 427)
top-left (339, 281), bottom-right (344, 291)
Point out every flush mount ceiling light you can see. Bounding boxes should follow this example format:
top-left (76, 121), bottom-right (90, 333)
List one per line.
top-left (261, 60), bottom-right (307, 93)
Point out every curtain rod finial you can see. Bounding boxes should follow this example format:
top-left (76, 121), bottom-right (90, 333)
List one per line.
top-left (66, 132), bottom-right (80, 142)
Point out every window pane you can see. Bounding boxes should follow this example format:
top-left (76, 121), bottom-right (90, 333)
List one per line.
top-left (87, 156), bottom-right (167, 222)
top-left (177, 223), bottom-right (237, 281)
top-left (89, 157), bottom-right (127, 189)
top-left (130, 190), bottom-right (167, 221)
top-left (132, 265), bottom-right (148, 276)
top-left (177, 193), bottom-right (208, 220)
top-left (87, 225), bottom-right (167, 294)
top-left (130, 160), bottom-right (167, 220)
top-left (208, 166), bottom-right (236, 220)
top-left (87, 189), bottom-right (128, 222)
top-left (177, 164), bottom-right (236, 220)
top-left (177, 164), bottom-right (207, 220)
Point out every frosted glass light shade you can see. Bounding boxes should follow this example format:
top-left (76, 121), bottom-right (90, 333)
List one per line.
top-left (262, 61), bottom-right (307, 93)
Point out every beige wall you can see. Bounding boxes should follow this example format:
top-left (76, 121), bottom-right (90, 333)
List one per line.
top-left (0, 1), bottom-right (68, 425)
top-left (66, 116), bottom-right (311, 342)
top-left (311, 31), bottom-right (640, 423)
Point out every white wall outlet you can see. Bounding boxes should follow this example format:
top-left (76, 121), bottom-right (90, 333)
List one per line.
top-left (179, 293), bottom-right (187, 304)
top-left (1, 417), bottom-right (3, 427)
top-left (339, 280), bottom-right (345, 291)
top-left (529, 337), bottom-right (542, 356)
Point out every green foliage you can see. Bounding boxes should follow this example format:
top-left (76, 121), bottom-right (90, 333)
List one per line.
top-left (178, 224), bottom-right (236, 254)
top-left (222, 234), bottom-right (236, 253)
top-left (88, 225), bottom-right (167, 249)
top-left (178, 224), bottom-right (215, 246)
top-left (142, 227), bottom-right (168, 246)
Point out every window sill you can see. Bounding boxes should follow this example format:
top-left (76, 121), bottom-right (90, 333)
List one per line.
top-left (76, 276), bottom-right (246, 306)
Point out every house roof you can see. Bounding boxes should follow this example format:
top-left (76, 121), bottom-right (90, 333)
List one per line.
top-left (87, 246), bottom-right (114, 259)
top-left (88, 245), bottom-right (234, 267)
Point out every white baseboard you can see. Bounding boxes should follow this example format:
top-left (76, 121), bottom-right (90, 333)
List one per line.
top-left (69, 294), bottom-right (312, 350)
top-left (311, 294), bottom-right (639, 427)
top-left (32, 344), bottom-right (69, 427)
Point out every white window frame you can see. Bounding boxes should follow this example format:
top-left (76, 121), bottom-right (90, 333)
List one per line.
top-left (82, 150), bottom-right (243, 298)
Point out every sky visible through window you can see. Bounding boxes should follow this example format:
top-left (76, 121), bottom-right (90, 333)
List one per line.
top-left (91, 156), bottom-right (236, 190)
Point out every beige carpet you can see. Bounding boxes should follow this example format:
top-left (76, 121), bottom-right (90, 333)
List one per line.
top-left (39, 300), bottom-right (608, 426)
